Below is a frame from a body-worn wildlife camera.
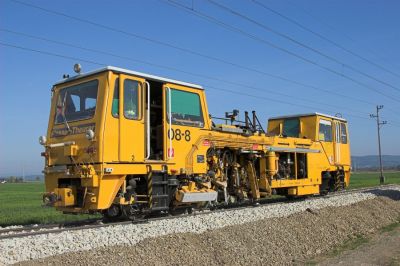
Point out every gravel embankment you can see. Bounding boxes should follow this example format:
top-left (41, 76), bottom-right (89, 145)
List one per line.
top-left (2, 186), bottom-right (400, 265)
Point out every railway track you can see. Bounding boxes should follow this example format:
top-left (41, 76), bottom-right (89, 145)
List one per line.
top-left (1, 184), bottom-right (396, 241)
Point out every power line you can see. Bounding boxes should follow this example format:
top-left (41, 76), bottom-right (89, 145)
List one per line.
top-left (387, 122), bottom-right (400, 128)
top-left (206, 85), bottom-right (372, 121)
top-left (161, 1), bottom-right (400, 117)
top-left (9, 0), bottom-right (400, 105)
top-left (0, 27), bottom-right (383, 114)
top-left (0, 41), bottom-right (378, 123)
top-left (251, 0), bottom-right (400, 79)
top-left (208, 0), bottom-right (400, 93)
top-left (0, 41), bottom-right (104, 66)
top-left (0, 35), bottom-right (368, 116)
top-left (163, 0), bottom-right (400, 103)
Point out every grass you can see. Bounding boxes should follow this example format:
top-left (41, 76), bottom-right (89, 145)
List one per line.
top-left (306, 234), bottom-right (370, 265)
top-left (307, 219), bottom-right (400, 265)
top-left (379, 218), bottom-right (400, 233)
top-left (349, 171), bottom-right (400, 189)
top-left (1, 171), bottom-right (399, 226)
top-left (331, 234), bottom-right (370, 256)
top-left (0, 182), bottom-right (97, 227)
top-left (305, 234), bottom-right (370, 266)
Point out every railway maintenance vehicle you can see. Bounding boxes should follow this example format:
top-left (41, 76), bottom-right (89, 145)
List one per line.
top-left (40, 65), bottom-right (351, 219)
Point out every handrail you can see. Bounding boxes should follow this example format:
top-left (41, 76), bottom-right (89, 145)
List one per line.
top-left (166, 86), bottom-right (173, 160)
top-left (145, 81), bottom-right (151, 160)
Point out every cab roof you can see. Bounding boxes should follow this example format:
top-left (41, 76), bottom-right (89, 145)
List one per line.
top-left (269, 112), bottom-right (347, 122)
top-left (54, 66), bottom-right (203, 90)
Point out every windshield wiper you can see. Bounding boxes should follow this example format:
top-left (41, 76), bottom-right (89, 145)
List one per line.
top-left (62, 92), bottom-right (72, 134)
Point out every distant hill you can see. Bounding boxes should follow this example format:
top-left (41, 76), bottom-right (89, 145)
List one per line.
top-left (352, 155), bottom-right (400, 170)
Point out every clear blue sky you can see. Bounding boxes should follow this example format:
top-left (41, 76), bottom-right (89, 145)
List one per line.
top-left (0, 0), bottom-right (399, 176)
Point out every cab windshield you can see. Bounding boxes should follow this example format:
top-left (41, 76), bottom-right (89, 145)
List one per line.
top-left (55, 80), bottom-right (99, 124)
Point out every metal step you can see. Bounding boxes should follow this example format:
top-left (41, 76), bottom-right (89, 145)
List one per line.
top-left (152, 194), bottom-right (169, 199)
top-left (151, 206), bottom-right (169, 211)
top-left (152, 181), bottom-right (169, 185)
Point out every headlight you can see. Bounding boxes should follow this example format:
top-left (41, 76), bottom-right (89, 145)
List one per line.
top-left (85, 129), bottom-right (95, 141)
top-left (73, 63), bottom-right (82, 74)
top-left (39, 135), bottom-right (47, 145)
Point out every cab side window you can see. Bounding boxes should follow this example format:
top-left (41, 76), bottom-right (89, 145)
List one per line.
top-left (167, 89), bottom-right (204, 127)
top-left (283, 118), bottom-right (299, 137)
top-left (111, 78), bottom-right (119, 117)
top-left (124, 79), bottom-right (140, 120)
top-left (319, 119), bottom-right (332, 142)
top-left (340, 122), bottom-right (348, 144)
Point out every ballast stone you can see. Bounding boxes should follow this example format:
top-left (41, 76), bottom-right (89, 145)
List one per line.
top-left (1, 186), bottom-right (398, 265)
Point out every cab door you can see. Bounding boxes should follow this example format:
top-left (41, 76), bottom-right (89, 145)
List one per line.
top-left (118, 74), bottom-right (145, 162)
top-left (163, 83), bottom-right (209, 171)
top-left (333, 121), bottom-right (341, 164)
top-left (338, 122), bottom-right (350, 166)
top-left (318, 117), bottom-right (334, 165)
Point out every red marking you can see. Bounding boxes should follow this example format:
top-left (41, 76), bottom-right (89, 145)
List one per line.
top-left (252, 144), bottom-right (259, 150)
top-left (203, 140), bottom-right (211, 146)
top-left (170, 169), bottom-right (178, 174)
top-left (168, 148), bottom-right (175, 157)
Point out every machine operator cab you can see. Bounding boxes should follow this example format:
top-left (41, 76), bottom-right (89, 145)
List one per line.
top-left (267, 113), bottom-right (350, 167)
top-left (41, 65), bottom-right (211, 166)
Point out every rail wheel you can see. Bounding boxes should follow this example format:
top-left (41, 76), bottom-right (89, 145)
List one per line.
top-left (102, 204), bottom-right (122, 222)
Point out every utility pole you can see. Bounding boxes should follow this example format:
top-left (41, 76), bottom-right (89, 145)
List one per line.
top-left (370, 105), bottom-right (387, 184)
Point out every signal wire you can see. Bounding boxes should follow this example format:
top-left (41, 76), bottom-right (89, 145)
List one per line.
top-left (0, 41), bottom-right (104, 66)
top-left (0, 41), bottom-right (378, 122)
top-left (0, 30), bottom-right (374, 116)
top-left (168, 0), bottom-right (399, 102)
top-left (207, 0), bottom-right (400, 93)
top-left (250, 0), bottom-right (400, 79)
top-left (8, 0), bottom-right (400, 105)
top-left (0, 28), bottom-right (384, 112)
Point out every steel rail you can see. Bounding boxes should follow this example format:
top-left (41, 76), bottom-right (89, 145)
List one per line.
top-left (1, 184), bottom-right (397, 240)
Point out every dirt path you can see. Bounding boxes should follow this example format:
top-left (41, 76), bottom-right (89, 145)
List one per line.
top-left (313, 225), bottom-right (400, 266)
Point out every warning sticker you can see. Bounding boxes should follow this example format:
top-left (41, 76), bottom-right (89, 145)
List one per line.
top-left (167, 148), bottom-right (175, 158)
top-left (203, 140), bottom-right (211, 146)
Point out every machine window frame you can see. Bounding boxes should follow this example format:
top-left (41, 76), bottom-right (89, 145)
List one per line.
top-left (318, 119), bottom-right (333, 142)
top-left (340, 122), bottom-right (348, 144)
top-left (166, 88), bottom-right (204, 128)
top-left (54, 79), bottom-right (99, 124)
top-left (282, 118), bottom-right (300, 137)
top-left (111, 78), bottom-right (119, 118)
top-left (123, 79), bottom-right (141, 120)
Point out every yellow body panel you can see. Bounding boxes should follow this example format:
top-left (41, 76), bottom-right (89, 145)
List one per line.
top-left (288, 185), bottom-right (319, 196)
top-left (54, 188), bottom-right (75, 207)
top-left (42, 68), bottom-right (351, 214)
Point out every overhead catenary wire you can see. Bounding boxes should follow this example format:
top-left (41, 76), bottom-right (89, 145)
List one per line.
top-left (0, 28), bottom-right (373, 116)
top-left (1, 1), bottom-right (367, 108)
top-left (8, 0), bottom-right (400, 106)
top-left (162, 0), bottom-right (400, 115)
top-left (207, 0), bottom-right (400, 94)
top-left (0, 38), bottom-right (368, 117)
top-left (251, 0), bottom-right (400, 79)
top-left (0, 41), bottom-right (380, 123)
top-left (167, 0), bottom-right (400, 102)
top-left (0, 42), bottom-right (104, 66)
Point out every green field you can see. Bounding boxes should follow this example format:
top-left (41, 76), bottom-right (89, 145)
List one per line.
top-left (348, 172), bottom-right (400, 189)
top-left (1, 172), bottom-right (399, 227)
top-left (0, 182), bottom-right (97, 227)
